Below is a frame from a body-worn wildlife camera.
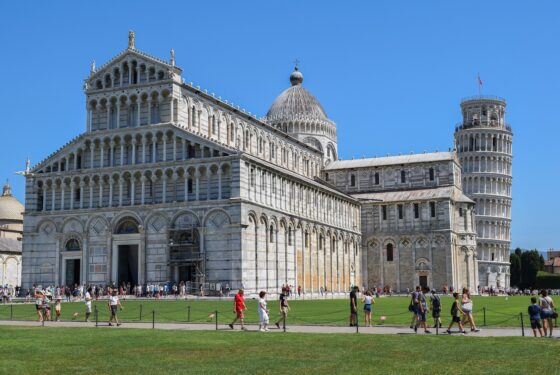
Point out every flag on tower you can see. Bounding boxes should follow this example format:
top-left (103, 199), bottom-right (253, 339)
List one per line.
top-left (478, 73), bottom-right (483, 86)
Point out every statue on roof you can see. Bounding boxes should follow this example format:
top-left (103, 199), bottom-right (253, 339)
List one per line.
top-left (128, 30), bottom-right (135, 49)
top-left (170, 48), bottom-right (175, 66)
top-left (90, 60), bottom-right (96, 74)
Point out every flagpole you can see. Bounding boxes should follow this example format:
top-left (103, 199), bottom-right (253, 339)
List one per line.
top-left (478, 72), bottom-right (481, 97)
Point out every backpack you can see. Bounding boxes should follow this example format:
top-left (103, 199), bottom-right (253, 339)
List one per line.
top-left (432, 295), bottom-right (441, 311)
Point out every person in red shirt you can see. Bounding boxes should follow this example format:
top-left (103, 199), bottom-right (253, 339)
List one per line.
top-left (229, 289), bottom-right (247, 330)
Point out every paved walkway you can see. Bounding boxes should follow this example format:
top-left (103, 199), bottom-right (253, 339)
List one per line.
top-left (0, 319), bottom-right (548, 337)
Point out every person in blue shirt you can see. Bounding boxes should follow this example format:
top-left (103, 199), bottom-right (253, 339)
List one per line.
top-left (528, 297), bottom-right (544, 337)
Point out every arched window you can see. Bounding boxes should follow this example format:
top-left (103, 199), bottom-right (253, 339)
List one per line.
top-left (374, 172), bottom-right (380, 185)
top-left (269, 225), bottom-right (274, 243)
top-left (429, 168), bottom-right (435, 181)
top-left (386, 244), bottom-right (394, 262)
top-left (115, 218), bottom-right (139, 234)
top-left (401, 170), bottom-right (406, 183)
top-left (65, 239), bottom-right (81, 252)
top-left (288, 228), bottom-right (293, 246)
top-left (350, 174), bottom-right (356, 187)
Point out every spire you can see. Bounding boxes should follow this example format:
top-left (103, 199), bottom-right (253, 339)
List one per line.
top-left (170, 48), bottom-right (175, 66)
top-left (90, 60), bottom-right (96, 75)
top-left (128, 30), bottom-right (135, 49)
top-left (2, 180), bottom-right (11, 197)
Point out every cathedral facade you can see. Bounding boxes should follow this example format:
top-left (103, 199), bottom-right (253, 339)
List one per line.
top-left (21, 34), bottom-right (511, 294)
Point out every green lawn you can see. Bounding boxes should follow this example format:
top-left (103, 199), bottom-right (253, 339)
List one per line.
top-left (0, 295), bottom-right (545, 328)
top-left (0, 326), bottom-right (558, 375)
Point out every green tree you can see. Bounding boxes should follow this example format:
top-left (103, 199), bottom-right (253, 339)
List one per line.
top-left (520, 249), bottom-right (545, 289)
top-left (510, 248), bottom-right (522, 287)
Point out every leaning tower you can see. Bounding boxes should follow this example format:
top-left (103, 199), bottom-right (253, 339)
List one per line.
top-left (454, 96), bottom-right (513, 290)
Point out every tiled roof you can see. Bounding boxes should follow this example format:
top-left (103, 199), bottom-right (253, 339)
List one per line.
top-left (351, 185), bottom-right (474, 204)
top-left (324, 152), bottom-right (455, 170)
top-left (0, 238), bottom-right (22, 253)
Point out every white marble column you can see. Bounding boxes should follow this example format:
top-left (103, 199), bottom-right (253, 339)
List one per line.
top-left (137, 100), bottom-right (141, 126)
top-left (87, 182), bottom-right (92, 209)
top-left (109, 141), bottom-right (115, 167)
top-left (171, 173), bottom-right (178, 202)
top-left (142, 136), bottom-right (147, 164)
top-left (184, 175), bottom-right (189, 202)
top-left (80, 181), bottom-right (84, 209)
top-left (131, 177), bottom-right (135, 206)
top-left (42, 186), bottom-right (47, 211)
top-left (120, 142), bottom-right (125, 166)
top-left (132, 141), bottom-right (136, 165)
top-left (98, 180), bottom-right (103, 207)
top-left (90, 145), bottom-right (95, 169)
top-left (162, 176), bottom-right (167, 204)
top-left (108, 180), bottom-right (114, 207)
top-left (51, 183), bottom-right (56, 211)
top-left (70, 182), bottom-right (75, 210)
top-left (195, 171), bottom-right (200, 201)
top-left (118, 176), bottom-right (123, 207)
top-left (60, 182), bottom-right (66, 210)
top-left (116, 102), bottom-right (121, 128)
top-left (141, 176), bottom-right (146, 205)
top-left (218, 167), bottom-right (222, 200)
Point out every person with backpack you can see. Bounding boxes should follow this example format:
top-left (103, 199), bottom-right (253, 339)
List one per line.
top-left (429, 289), bottom-right (442, 328)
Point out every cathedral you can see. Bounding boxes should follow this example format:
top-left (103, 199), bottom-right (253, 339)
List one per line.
top-left (21, 33), bottom-right (512, 294)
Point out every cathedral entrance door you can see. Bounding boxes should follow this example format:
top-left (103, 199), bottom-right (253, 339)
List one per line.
top-left (419, 275), bottom-right (428, 289)
top-left (65, 259), bottom-right (80, 286)
top-left (178, 265), bottom-right (196, 284)
top-left (117, 244), bottom-right (139, 285)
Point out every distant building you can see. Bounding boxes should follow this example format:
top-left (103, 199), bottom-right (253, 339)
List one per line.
top-left (0, 182), bottom-right (23, 286)
top-left (545, 249), bottom-right (560, 274)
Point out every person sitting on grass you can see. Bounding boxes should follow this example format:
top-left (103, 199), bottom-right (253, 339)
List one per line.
top-left (229, 289), bottom-right (247, 330)
top-left (528, 296), bottom-right (544, 337)
top-left (108, 290), bottom-right (123, 327)
top-left (446, 292), bottom-right (466, 334)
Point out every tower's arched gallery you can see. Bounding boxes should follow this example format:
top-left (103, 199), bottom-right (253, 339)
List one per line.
top-left (21, 34), bottom-right (512, 293)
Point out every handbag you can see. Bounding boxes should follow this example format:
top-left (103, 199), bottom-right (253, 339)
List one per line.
top-left (462, 302), bottom-right (473, 312)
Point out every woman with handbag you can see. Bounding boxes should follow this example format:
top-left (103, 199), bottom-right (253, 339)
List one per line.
top-left (540, 290), bottom-right (556, 338)
top-left (460, 288), bottom-right (480, 332)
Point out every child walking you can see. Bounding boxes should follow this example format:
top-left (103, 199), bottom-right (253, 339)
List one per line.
top-left (258, 291), bottom-right (269, 332)
top-left (528, 297), bottom-right (544, 337)
top-left (54, 296), bottom-right (62, 322)
top-left (446, 292), bottom-right (466, 334)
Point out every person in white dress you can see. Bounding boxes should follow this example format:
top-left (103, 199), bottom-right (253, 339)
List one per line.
top-left (258, 291), bottom-right (269, 332)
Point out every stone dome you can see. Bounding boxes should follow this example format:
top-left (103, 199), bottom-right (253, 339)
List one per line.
top-left (266, 67), bottom-right (331, 124)
top-left (0, 183), bottom-right (24, 222)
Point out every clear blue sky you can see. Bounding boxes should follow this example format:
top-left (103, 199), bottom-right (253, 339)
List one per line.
top-left (0, 1), bottom-right (557, 252)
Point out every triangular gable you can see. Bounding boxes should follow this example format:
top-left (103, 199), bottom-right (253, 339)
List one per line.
top-left (86, 48), bottom-right (182, 88)
top-left (32, 124), bottom-right (237, 174)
